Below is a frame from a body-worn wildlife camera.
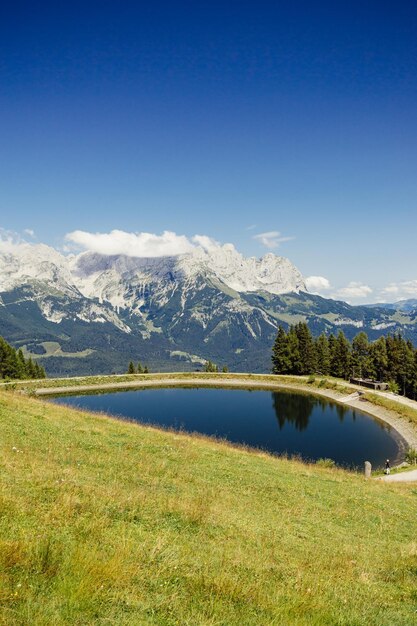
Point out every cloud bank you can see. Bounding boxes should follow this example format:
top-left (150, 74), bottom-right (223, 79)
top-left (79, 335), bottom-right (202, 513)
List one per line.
top-left (333, 281), bottom-right (373, 301)
top-left (381, 280), bottom-right (417, 301)
top-left (304, 274), bottom-right (375, 304)
top-left (66, 229), bottom-right (245, 259)
top-left (305, 275), bottom-right (331, 293)
top-left (66, 229), bottom-right (197, 258)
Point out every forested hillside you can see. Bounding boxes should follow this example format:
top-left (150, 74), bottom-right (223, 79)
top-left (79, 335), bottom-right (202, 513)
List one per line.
top-left (272, 324), bottom-right (417, 399)
top-left (0, 335), bottom-right (46, 380)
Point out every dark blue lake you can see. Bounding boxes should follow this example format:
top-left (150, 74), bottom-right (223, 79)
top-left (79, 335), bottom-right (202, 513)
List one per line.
top-left (53, 387), bottom-right (404, 468)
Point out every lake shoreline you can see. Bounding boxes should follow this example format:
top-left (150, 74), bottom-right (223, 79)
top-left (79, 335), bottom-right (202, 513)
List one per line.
top-left (34, 374), bottom-right (417, 458)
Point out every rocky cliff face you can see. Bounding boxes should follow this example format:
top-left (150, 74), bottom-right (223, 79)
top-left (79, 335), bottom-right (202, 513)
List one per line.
top-left (0, 241), bottom-right (415, 376)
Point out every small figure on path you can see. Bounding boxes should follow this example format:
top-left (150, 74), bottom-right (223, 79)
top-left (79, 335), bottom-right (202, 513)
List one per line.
top-left (385, 459), bottom-right (390, 475)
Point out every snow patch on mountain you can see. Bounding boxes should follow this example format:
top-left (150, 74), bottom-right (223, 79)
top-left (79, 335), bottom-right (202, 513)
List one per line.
top-left (1, 239), bottom-right (305, 302)
top-left (371, 321), bottom-right (396, 331)
top-left (0, 242), bottom-right (78, 296)
top-left (75, 303), bottom-right (132, 332)
top-left (0, 239), bottom-right (306, 338)
top-left (177, 245), bottom-right (306, 295)
top-left (333, 318), bottom-right (364, 328)
top-left (39, 300), bottom-right (67, 324)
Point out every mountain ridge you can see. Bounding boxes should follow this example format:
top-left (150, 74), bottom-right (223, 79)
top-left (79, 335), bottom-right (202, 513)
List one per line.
top-left (1, 240), bottom-right (416, 376)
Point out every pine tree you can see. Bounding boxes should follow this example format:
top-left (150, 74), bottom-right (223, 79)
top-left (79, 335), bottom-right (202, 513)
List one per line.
top-left (352, 332), bottom-right (371, 378)
top-left (26, 358), bottom-right (36, 379)
top-left (332, 331), bottom-right (351, 379)
top-left (128, 361), bottom-right (136, 374)
top-left (412, 350), bottom-right (417, 399)
top-left (17, 349), bottom-right (27, 378)
top-left (386, 333), bottom-right (408, 391)
top-left (315, 333), bottom-right (331, 375)
top-left (369, 336), bottom-right (388, 381)
top-left (0, 336), bottom-right (46, 380)
top-left (272, 326), bottom-right (291, 374)
top-left (328, 333), bottom-right (337, 375)
top-left (401, 339), bottom-right (415, 397)
top-left (137, 362), bottom-right (144, 373)
top-left (294, 322), bottom-right (317, 374)
top-left (287, 326), bottom-right (302, 375)
top-left (204, 360), bottom-right (218, 373)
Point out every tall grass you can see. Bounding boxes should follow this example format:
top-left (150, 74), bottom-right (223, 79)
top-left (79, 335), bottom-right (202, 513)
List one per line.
top-left (365, 392), bottom-right (417, 428)
top-left (1, 390), bottom-right (417, 625)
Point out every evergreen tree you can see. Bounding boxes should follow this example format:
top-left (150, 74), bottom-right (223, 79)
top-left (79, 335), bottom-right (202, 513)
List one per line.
top-left (369, 336), bottom-right (388, 381)
top-left (287, 326), bottom-right (302, 374)
top-left (294, 322), bottom-right (317, 374)
top-left (352, 332), bottom-right (371, 378)
top-left (271, 327), bottom-right (417, 398)
top-left (137, 362), bottom-right (144, 373)
top-left (204, 360), bottom-right (218, 373)
top-left (26, 358), bottom-right (36, 379)
top-left (413, 350), bottom-right (417, 399)
top-left (0, 336), bottom-right (46, 380)
top-left (272, 326), bottom-right (292, 374)
top-left (36, 362), bottom-right (46, 379)
top-left (128, 361), bottom-right (136, 374)
top-left (143, 365), bottom-right (149, 374)
top-left (17, 349), bottom-right (27, 378)
top-left (315, 333), bottom-right (331, 375)
top-left (328, 334), bottom-right (337, 375)
top-left (401, 339), bottom-right (415, 397)
top-left (386, 333), bottom-right (407, 390)
top-left (332, 332), bottom-right (351, 379)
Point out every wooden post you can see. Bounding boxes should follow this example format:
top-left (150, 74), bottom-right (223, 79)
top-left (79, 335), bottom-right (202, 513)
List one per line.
top-left (364, 461), bottom-right (372, 478)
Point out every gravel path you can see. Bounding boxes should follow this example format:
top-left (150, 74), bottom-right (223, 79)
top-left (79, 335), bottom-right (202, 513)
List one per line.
top-left (377, 469), bottom-right (417, 483)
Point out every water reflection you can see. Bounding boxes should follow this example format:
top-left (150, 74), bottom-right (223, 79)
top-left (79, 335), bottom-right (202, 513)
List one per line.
top-left (272, 392), bottom-right (349, 431)
top-left (53, 387), bottom-right (401, 468)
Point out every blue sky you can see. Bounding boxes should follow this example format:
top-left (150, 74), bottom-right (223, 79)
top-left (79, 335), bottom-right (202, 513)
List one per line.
top-left (1, 1), bottom-right (416, 303)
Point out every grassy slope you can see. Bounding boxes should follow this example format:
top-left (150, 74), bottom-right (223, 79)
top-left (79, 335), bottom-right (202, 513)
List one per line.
top-left (1, 391), bottom-right (417, 626)
top-left (364, 392), bottom-right (417, 429)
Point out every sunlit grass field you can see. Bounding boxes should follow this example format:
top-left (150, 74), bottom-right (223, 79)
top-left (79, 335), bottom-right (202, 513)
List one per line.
top-left (1, 389), bottom-right (417, 625)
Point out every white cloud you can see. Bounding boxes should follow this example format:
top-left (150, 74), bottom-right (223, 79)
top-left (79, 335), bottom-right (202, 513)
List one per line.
top-left (66, 229), bottom-right (196, 258)
top-left (65, 229), bottom-right (243, 258)
top-left (245, 224), bottom-right (257, 231)
top-left (380, 280), bottom-right (417, 301)
top-left (305, 275), bottom-right (331, 293)
top-left (0, 228), bottom-right (37, 250)
top-left (0, 229), bottom-right (24, 252)
top-left (253, 231), bottom-right (294, 249)
top-left (192, 234), bottom-right (221, 252)
top-left (332, 281), bottom-right (373, 302)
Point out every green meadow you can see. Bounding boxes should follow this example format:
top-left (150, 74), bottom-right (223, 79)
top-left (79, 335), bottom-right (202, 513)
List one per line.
top-left (1, 388), bottom-right (417, 625)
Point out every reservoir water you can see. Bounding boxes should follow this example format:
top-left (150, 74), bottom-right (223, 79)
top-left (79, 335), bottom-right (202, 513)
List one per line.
top-left (53, 387), bottom-right (403, 468)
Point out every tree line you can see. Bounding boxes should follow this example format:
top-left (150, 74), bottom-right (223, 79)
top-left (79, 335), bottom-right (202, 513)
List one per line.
top-left (0, 336), bottom-right (46, 380)
top-left (203, 360), bottom-right (228, 373)
top-left (127, 361), bottom-right (149, 374)
top-left (271, 323), bottom-right (417, 398)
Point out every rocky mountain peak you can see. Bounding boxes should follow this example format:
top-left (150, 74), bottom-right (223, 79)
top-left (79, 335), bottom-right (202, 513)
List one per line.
top-left (0, 240), bottom-right (306, 308)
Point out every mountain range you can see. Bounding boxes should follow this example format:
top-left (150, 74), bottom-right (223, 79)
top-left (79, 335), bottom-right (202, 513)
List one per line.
top-left (1, 241), bottom-right (416, 376)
